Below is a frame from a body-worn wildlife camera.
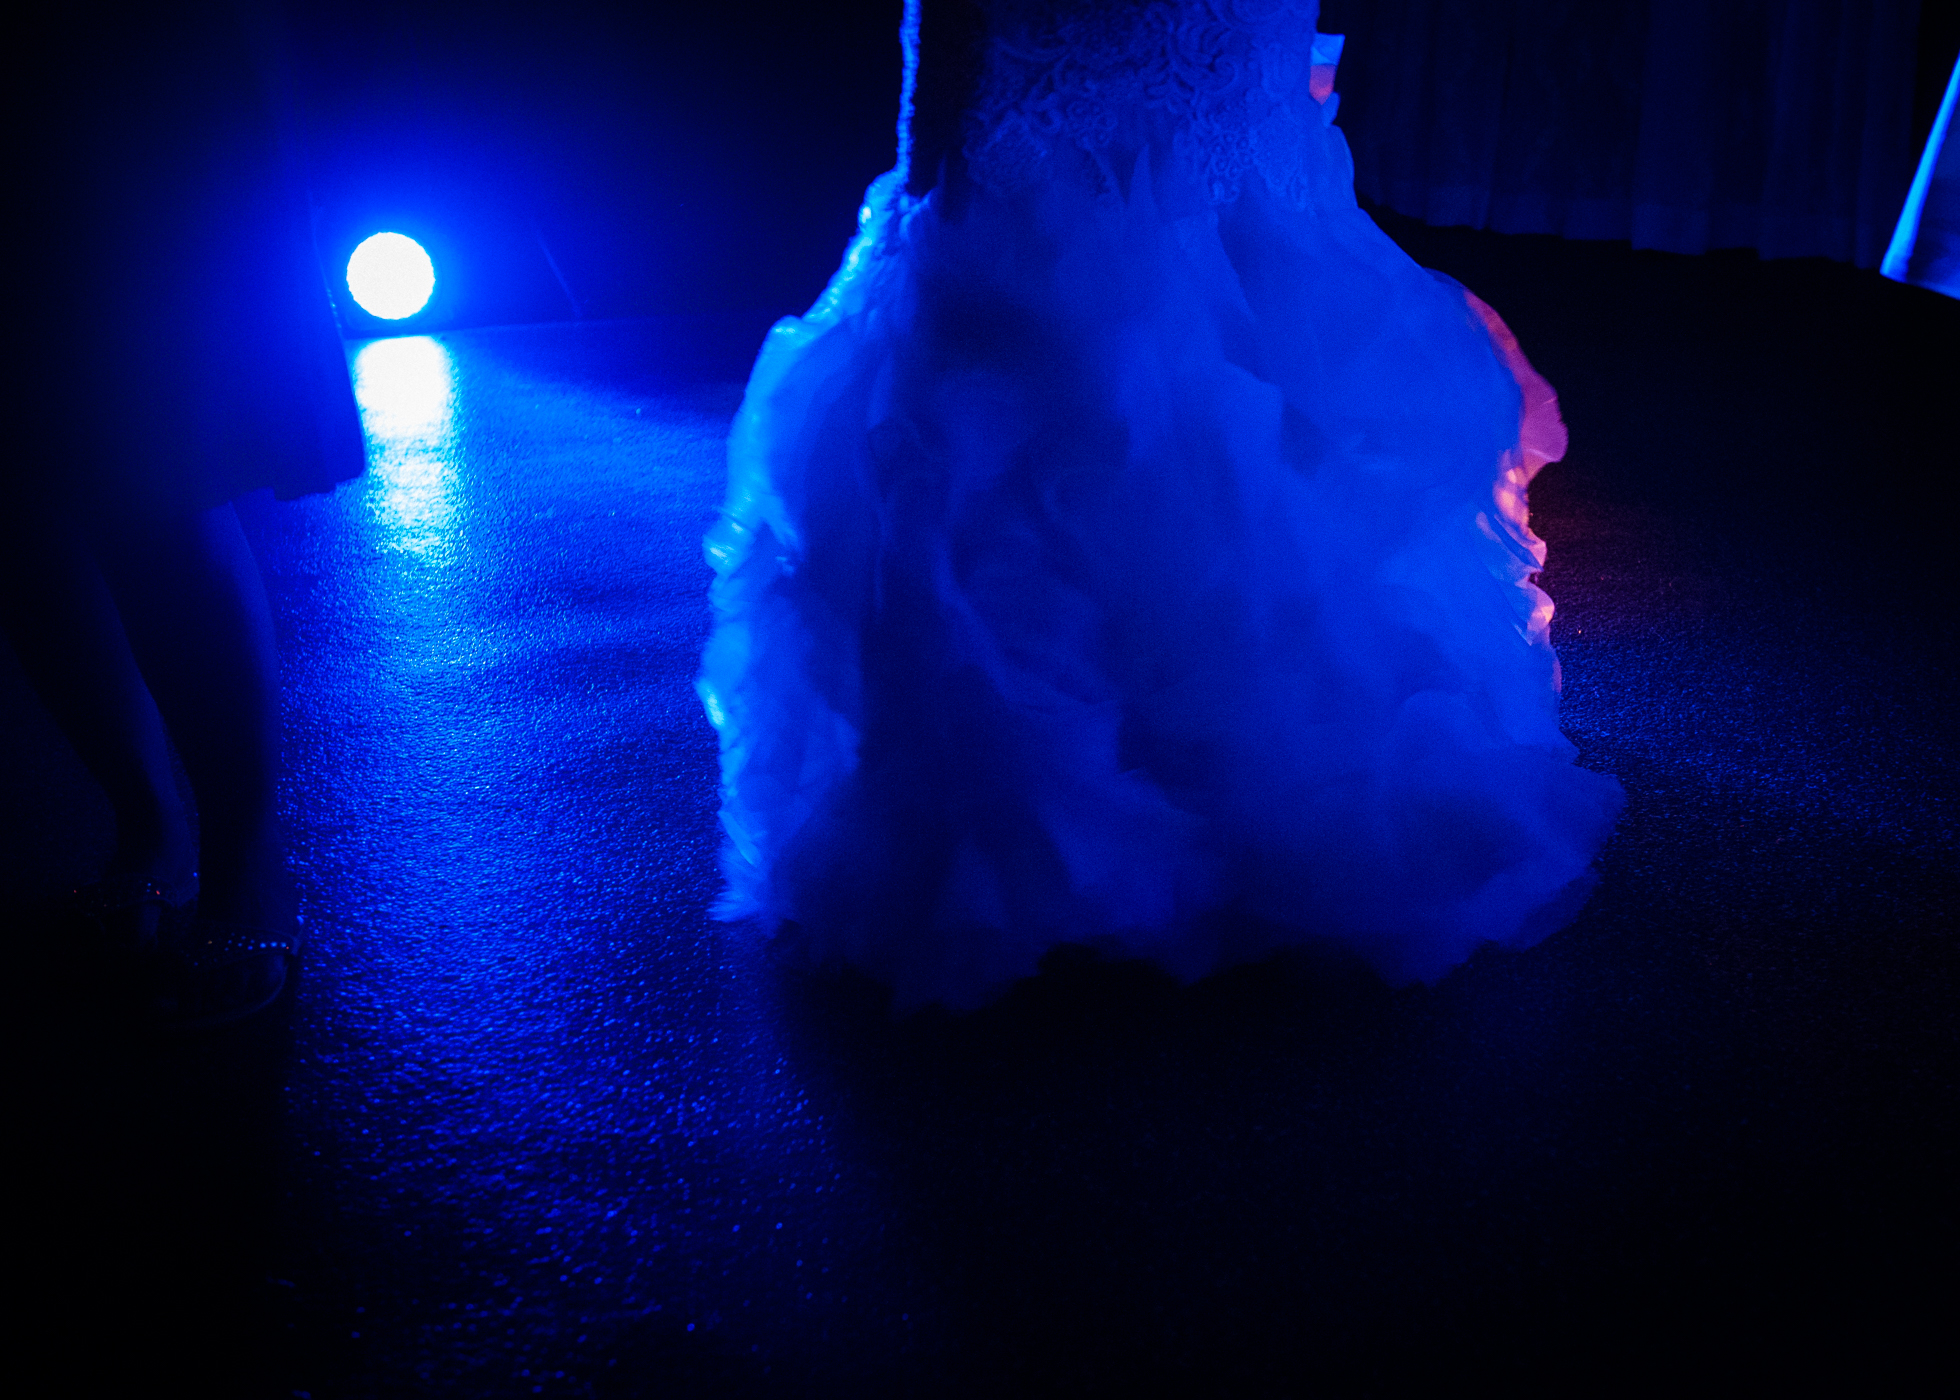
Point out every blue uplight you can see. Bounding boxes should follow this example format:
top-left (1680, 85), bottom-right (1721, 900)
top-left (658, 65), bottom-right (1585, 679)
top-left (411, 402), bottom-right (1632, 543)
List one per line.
top-left (347, 232), bottom-right (437, 320)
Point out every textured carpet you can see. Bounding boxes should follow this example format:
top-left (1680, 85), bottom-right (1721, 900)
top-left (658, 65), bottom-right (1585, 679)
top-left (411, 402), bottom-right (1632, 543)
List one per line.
top-left (8, 226), bottom-right (1953, 1396)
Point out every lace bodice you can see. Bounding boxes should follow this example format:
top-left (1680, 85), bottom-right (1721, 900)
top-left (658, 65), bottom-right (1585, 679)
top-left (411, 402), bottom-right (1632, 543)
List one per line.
top-left (955, 0), bottom-right (1342, 208)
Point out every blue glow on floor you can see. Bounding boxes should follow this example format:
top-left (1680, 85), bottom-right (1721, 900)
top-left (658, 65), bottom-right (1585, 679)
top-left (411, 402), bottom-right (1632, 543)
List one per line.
top-left (83, 292), bottom-right (1928, 1393)
top-left (265, 322), bottom-right (884, 1387)
top-left (352, 336), bottom-right (459, 560)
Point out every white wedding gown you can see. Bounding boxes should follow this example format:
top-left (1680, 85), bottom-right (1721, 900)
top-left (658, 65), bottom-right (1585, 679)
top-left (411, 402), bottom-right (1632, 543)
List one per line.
top-left (698, 0), bottom-right (1624, 1009)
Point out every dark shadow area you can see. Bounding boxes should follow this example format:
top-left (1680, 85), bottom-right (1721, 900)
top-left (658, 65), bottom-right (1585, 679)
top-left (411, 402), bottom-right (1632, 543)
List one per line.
top-left (15, 932), bottom-right (300, 1395)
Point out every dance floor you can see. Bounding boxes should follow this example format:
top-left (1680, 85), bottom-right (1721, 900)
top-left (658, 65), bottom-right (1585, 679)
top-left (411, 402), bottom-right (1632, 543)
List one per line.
top-left (9, 221), bottom-right (1953, 1396)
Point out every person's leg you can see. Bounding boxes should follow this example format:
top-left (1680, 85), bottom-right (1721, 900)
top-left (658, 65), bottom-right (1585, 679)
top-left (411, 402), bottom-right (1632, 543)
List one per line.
top-left (0, 504), bottom-right (197, 904)
top-left (104, 501), bottom-right (291, 931)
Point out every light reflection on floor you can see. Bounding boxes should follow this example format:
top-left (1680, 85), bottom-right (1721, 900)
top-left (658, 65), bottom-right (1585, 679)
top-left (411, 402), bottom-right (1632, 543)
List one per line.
top-left (352, 335), bottom-right (460, 562)
top-left (257, 322), bottom-right (901, 1391)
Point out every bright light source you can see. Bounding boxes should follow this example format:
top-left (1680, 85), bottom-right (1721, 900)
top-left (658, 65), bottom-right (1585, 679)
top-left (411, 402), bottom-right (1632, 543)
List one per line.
top-left (347, 232), bottom-right (436, 320)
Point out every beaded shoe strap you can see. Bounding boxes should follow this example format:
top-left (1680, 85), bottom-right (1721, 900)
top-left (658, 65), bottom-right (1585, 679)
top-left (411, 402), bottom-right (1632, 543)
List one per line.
top-left (176, 919), bottom-right (300, 970)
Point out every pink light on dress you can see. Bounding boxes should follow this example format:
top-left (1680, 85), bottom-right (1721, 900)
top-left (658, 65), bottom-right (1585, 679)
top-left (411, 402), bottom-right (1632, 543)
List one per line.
top-left (1465, 290), bottom-right (1566, 670)
top-left (1309, 32), bottom-right (1344, 119)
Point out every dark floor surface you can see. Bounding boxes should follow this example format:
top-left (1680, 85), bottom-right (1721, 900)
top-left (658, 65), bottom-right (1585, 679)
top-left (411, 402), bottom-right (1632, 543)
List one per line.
top-left (9, 222), bottom-right (1956, 1397)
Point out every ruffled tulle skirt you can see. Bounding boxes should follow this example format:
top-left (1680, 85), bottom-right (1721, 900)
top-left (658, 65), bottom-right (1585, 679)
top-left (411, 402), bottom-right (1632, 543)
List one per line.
top-left (700, 153), bottom-right (1623, 1010)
